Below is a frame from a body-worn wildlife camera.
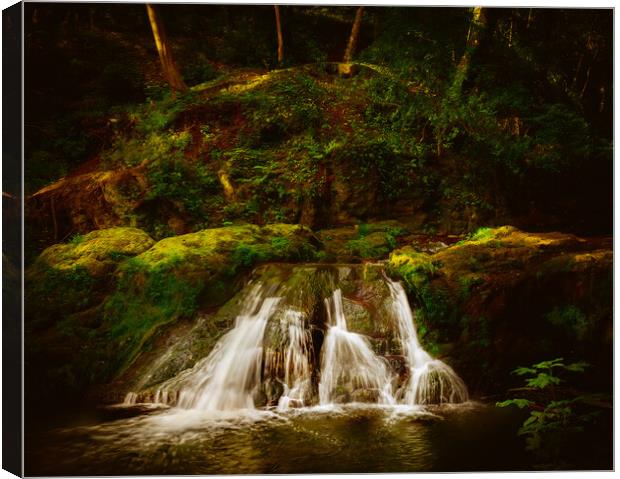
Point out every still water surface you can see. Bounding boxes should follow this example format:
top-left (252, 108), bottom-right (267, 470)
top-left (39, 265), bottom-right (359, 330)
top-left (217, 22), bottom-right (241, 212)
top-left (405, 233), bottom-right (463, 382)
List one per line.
top-left (27, 402), bottom-right (533, 475)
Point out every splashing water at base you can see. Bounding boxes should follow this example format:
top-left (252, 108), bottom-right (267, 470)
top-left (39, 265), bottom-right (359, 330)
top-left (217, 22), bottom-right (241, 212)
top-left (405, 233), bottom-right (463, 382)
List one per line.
top-left (28, 400), bottom-right (550, 476)
top-left (387, 278), bottom-right (468, 405)
top-left (319, 289), bottom-right (395, 405)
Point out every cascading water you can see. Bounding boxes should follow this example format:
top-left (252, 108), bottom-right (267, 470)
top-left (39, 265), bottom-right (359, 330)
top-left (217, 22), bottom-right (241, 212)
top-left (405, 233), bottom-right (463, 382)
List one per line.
top-left (140, 283), bottom-right (280, 411)
top-left (387, 278), bottom-right (468, 405)
top-left (265, 309), bottom-right (314, 410)
top-left (123, 264), bottom-right (468, 412)
top-left (318, 289), bottom-right (395, 405)
top-left (177, 293), bottom-right (279, 410)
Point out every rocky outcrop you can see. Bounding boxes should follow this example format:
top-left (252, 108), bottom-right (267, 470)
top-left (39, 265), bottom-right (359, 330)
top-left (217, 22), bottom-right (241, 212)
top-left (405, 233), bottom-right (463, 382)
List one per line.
top-left (108, 263), bottom-right (409, 405)
top-left (26, 227), bottom-right (155, 326)
top-left (25, 223), bottom-right (321, 403)
top-left (388, 226), bottom-right (613, 396)
top-left (27, 166), bottom-right (150, 249)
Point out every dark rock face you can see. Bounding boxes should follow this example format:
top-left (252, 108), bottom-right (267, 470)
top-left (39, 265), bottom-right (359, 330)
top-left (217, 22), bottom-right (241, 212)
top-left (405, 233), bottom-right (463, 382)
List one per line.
top-left (389, 226), bottom-right (613, 396)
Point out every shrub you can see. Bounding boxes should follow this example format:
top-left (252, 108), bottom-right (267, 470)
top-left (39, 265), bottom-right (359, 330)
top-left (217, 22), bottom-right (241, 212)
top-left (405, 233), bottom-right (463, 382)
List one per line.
top-left (497, 358), bottom-right (608, 467)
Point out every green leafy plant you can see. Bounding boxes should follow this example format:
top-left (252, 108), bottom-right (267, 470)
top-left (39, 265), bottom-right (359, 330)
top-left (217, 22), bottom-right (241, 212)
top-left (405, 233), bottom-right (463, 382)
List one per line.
top-left (497, 358), bottom-right (606, 461)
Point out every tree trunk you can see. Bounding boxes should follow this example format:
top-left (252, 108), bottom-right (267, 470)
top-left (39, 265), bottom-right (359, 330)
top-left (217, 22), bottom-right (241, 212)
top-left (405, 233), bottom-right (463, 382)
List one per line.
top-left (146, 4), bottom-right (187, 92)
top-left (452, 6), bottom-right (487, 94)
top-left (343, 6), bottom-right (364, 63)
top-left (274, 5), bottom-right (284, 66)
top-left (437, 7), bottom-right (487, 155)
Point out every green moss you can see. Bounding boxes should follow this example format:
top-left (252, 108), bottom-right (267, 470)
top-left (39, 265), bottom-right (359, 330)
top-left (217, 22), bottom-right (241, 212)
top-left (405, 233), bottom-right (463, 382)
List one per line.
top-left (33, 227), bottom-right (155, 272)
top-left (68, 233), bottom-right (84, 245)
top-left (26, 227), bottom-right (156, 320)
top-left (458, 274), bottom-right (484, 299)
top-left (416, 284), bottom-right (456, 334)
top-left (388, 247), bottom-right (438, 290)
top-left (345, 228), bottom-right (402, 260)
top-left (103, 257), bottom-right (201, 374)
top-left (28, 265), bottom-right (97, 321)
top-left (469, 226), bottom-right (494, 241)
top-left (103, 130), bottom-right (192, 169)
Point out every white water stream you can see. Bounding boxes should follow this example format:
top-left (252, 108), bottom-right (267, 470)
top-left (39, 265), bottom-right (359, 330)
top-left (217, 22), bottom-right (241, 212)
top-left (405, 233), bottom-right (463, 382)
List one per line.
top-left (387, 279), bottom-right (469, 404)
top-left (176, 291), bottom-right (279, 410)
top-left (318, 289), bottom-right (395, 405)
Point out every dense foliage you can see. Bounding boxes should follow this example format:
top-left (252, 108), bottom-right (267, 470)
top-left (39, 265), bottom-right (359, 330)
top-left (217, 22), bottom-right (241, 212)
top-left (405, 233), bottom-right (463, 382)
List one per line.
top-left (25, 5), bottom-right (612, 252)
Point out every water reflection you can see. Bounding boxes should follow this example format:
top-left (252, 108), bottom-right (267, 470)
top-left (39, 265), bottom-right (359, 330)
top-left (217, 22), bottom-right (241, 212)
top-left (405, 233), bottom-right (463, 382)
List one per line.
top-left (27, 402), bottom-right (533, 475)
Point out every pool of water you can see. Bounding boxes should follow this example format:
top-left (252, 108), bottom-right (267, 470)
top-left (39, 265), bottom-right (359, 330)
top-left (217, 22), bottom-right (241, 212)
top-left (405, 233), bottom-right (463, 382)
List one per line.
top-left (27, 402), bottom-right (539, 475)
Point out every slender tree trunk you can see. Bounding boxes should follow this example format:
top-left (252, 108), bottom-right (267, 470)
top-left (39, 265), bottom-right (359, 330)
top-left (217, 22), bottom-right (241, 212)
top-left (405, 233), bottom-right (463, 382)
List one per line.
top-left (452, 6), bottom-right (486, 94)
top-left (580, 52), bottom-right (597, 100)
top-left (274, 5), bottom-right (284, 66)
top-left (343, 6), bottom-right (364, 63)
top-left (146, 4), bottom-right (187, 92)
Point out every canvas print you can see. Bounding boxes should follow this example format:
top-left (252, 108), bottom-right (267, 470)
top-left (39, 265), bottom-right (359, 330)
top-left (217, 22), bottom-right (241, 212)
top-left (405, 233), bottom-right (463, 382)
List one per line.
top-left (13, 3), bottom-right (613, 475)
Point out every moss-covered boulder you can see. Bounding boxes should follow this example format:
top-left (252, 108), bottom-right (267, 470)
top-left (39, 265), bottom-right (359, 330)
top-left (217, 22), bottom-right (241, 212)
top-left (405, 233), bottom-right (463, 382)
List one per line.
top-left (26, 227), bottom-right (155, 324)
top-left (388, 226), bottom-right (613, 395)
top-left (26, 223), bottom-right (321, 402)
top-left (104, 224), bottom-right (320, 374)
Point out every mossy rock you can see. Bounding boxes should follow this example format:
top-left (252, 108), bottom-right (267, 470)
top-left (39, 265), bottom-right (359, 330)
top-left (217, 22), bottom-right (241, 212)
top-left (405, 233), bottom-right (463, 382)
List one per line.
top-left (26, 227), bottom-right (155, 323)
top-left (130, 224), bottom-right (317, 273)
top-left (342, 298), bottom-right (373, 336)
top-left (101, 224), bottom-right (320, 375)
top-left (30, 227), bottom-right (155, 275)
top-left (388, 226), bottom-right (613, 395)
top-left (316, 222), bottom-right (408, 262)
top-left (344, 230), bottom-right (403, 260)
top-left (316, 226), bottom-right (361, 262)
top-left (26, 223), bottom-right (321, 399)
top-left (388, 247), bottom-right (437, 290)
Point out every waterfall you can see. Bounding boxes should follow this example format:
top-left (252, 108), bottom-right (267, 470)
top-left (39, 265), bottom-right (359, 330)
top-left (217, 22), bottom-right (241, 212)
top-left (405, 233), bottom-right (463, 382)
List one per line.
top-left (387, 279), bottom-right (468, 405)
top-left (318, 289), bottom-right (395, 405)
top-left (123, 264), bottom-right (468, 412)
top-left (158, 283), bottom-right (280, 411)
